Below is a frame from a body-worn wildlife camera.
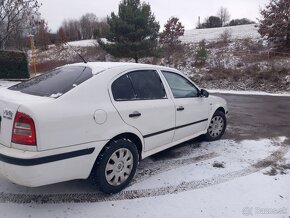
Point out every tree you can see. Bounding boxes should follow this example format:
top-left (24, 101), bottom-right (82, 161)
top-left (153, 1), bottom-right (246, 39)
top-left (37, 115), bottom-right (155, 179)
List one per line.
top-left (195, 40), bottom-right (207, 65)
top-left (228, 18), bottom-right (255, 26)
top-left (258, 0), bottom-right (290, 46)
top-left (98, 0), bottom-right (160, 63)
top-left (0, 0), bottom-right (40, 49)
top-left (217, 7), bottom-right (230, 26)
top-left (56, 27), bottom-right (67, 46)
top-left (159, 17), bottom-right (184, 59)
top-left (35, 19), bottom-right (50, 50)
top-left (94, 18), bottom-right (110, 38)
top-left (61, 19), bottom-right (81, 41)
top-left (199, 16), bottom-right (222, 29)
top-left (80, 13), bottom-right (98, 39)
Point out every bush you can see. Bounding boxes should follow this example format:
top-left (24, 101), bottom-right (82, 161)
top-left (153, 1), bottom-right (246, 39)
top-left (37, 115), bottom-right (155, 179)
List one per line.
top-left (195, 40), bottom-right (207, 65)
top-left (0, 50), bottom-right (30, 79)
top-left (218, 29), bottom-right (232, 44)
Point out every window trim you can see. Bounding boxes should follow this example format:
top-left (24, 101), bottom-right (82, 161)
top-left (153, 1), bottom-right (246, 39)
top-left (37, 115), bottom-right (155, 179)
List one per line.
top-left (111, 69), bottom-right (168, 102)
top-left (161, 70), bottom-right (200, 99)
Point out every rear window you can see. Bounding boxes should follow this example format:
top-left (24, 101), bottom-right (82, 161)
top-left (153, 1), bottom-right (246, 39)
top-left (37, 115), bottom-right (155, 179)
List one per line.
top-left (9, 66), bottom-right (93, 98)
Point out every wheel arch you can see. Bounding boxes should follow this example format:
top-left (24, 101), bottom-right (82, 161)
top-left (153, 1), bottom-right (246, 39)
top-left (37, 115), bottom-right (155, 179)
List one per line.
top-left (216, 107), bottom-right (226, 114)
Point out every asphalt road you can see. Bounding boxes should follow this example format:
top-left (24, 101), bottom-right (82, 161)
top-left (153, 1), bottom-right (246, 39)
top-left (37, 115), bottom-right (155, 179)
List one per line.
top-left (215, 94), bottom-right (290, 143)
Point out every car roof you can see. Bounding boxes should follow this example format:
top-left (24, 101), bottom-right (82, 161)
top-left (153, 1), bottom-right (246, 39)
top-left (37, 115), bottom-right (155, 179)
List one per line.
top-left (66, 62), bottom-right (178, 75)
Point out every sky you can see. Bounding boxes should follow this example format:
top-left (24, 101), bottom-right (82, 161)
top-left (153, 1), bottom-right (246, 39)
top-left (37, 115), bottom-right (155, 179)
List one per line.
top-left (38, 0), bottom-right (270, 33)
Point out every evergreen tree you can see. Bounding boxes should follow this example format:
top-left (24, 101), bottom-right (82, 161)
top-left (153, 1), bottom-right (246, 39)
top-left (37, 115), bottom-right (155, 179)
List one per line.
top-left (98, 0), bottom-right (160, 63)
top-left (159, 17), bottom-right (184, 60)
top-left (199, 16), bottom-right (222, 29)
top-left (258, 0), bottom-right (290, 46)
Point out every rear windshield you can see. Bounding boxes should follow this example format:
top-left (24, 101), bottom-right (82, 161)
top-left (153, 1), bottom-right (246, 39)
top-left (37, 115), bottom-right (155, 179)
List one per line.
top-left (9, 66), bottom-right (93, 98)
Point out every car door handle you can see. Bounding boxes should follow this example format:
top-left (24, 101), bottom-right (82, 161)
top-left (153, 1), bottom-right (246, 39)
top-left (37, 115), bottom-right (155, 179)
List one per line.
top-left (129, 111), bottom-right (141, 118)
top-left (177, 106), bottom-right (184, 111)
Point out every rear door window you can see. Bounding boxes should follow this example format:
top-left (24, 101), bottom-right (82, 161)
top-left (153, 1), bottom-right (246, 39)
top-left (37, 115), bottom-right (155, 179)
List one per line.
top-left (9, 66), bottom-right (92, 98)
top-left (111, 74), bottom-right (135, 101)
top-left (129, 70), bottom-right (166, 100)
top-left (112, 70), bottom-right (167, 101)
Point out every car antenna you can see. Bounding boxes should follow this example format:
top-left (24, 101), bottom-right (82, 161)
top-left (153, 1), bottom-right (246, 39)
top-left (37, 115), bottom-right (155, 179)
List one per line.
top-left (64, 42), bottom-right (87, 64)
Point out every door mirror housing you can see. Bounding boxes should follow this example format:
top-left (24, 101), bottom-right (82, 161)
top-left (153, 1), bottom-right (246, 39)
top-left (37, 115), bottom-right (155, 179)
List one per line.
top-left (200, 89), bottom-right (209, 98)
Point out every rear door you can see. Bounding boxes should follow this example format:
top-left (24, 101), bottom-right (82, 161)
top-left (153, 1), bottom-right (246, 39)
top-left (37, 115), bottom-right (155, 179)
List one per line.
top-left (110, 69), bottom-right (175, 152)
top-left (161, 71), bottom-right (210, 142)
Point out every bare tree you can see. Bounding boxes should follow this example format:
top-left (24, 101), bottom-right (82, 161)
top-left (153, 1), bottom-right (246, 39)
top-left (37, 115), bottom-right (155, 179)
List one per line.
top-left (217, 7), bottom-right (230, 26)
top-left (62, 19), bottom-right (81, 41)
top-left (35, 19), bottom-right (50, 50)
top-left (56, 27), bottom-right (67, 46)
top-left (80, 13), bottom-right (98, 39)
top-left (0, 0), bottom-right (40, 49)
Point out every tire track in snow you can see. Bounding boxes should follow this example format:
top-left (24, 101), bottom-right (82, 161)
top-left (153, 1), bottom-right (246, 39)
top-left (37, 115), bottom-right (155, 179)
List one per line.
top-left (0, 144), bottom-right (288, 204)
top-left (131, 152), bottom-right (219, 185)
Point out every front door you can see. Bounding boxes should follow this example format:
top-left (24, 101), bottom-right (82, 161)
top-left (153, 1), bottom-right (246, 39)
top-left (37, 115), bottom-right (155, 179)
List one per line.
top-left (161, 71), bottom-right (210, 142)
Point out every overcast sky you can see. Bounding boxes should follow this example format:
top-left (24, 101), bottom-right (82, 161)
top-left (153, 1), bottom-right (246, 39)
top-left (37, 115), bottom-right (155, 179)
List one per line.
top-left (38, 0), bottom-right (269, 33)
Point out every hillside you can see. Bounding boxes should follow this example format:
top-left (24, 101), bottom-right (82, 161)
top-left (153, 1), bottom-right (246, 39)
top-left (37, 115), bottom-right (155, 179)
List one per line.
top-left (27, 24), bottom-right (290, 93)
top-left (181, 24), bottom-right (260, 43)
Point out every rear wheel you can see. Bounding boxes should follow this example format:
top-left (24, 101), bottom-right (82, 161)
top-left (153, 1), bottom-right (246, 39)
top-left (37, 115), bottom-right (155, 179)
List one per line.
top-left (204, 110), bottom-right (227, 141)
top-left (91, 138), bottom-right (139, 194)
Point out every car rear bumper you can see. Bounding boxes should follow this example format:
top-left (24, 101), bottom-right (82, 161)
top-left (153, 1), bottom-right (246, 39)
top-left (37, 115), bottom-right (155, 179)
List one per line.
top-left (0, 141), bottom-right (107, 187)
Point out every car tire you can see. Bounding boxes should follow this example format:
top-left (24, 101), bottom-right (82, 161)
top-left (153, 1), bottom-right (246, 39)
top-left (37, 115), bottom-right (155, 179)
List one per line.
top-left (91, 138), bottom-right (139, 194)
top-left (204, 110), bottom-right (227, 141)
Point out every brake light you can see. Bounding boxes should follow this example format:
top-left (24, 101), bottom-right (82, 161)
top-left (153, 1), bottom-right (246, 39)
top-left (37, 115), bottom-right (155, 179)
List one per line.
top-left (12, 112), bottom-right (36, 146)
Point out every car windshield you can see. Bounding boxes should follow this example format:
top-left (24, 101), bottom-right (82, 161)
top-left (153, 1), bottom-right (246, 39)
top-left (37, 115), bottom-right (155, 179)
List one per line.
top-left (9, 66), bottom-right (93, 98)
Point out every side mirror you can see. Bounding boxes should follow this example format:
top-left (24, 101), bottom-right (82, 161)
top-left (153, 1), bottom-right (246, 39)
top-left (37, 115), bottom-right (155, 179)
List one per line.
top-left (200, 89), bottom-right (209, 98)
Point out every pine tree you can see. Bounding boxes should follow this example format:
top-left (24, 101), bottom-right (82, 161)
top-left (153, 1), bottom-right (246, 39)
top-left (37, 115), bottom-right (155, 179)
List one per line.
top-left (159, 17), bottom-right (184, 60)
top-left (98, 0), bottom-right (160, 63)
top-left (258, 0), bottom-right (290, 47)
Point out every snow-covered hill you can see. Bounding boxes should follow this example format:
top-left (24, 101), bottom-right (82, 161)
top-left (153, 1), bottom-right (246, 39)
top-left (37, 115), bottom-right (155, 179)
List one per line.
top-left (181, 24), bottom-right (261, 43)
top-left (66, 39), bottom-right (97, 47)
top-left (62, 24), bottom-right (261, 47)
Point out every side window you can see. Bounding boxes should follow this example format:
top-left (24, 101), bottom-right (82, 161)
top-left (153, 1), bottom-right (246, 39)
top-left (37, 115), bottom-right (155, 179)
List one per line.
top-left (162, 71), bottom-right (199, 98)
top-left (112, 74), bottom-right (135, 101)
top-left (111, 70), bottom-right (167, 101)
top-left (128, 70), bottom-right (167, 100)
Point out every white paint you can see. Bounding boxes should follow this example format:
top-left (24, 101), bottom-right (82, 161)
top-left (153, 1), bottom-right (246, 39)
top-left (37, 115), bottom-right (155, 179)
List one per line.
top-left (0, 62), bottom-right (227, 189)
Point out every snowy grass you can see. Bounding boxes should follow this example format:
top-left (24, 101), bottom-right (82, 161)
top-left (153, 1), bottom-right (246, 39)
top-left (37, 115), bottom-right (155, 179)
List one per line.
top-left (209, 89), bottom-right (290, 97)
top-left (181, 24), bottom-right (260, 43)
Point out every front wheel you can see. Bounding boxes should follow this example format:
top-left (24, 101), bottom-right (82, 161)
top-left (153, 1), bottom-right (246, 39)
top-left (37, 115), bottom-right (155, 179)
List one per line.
top-left (90, 138), bottom-right (139, 194)
top-left (204, 110), bottom-right (227, 141)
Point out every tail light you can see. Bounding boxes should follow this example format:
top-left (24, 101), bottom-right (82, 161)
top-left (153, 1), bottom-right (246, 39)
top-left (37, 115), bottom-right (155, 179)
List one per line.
top-left (12, 112), bottom-right (36, 146)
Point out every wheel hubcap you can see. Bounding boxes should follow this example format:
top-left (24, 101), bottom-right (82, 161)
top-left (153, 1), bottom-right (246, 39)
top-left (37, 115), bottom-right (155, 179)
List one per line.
top-left (208, 115), bottom-right (224, 138)
top-left (105, 148), bottom-right (133, 186)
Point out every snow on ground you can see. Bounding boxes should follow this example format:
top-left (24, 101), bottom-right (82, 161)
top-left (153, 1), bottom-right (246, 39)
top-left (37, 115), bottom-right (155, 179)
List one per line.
top-left (66, 39), bottom-right (97, 47)
top-left (181, 24), bottom-right (261, 43)
top-left (209, 89), bottom-right (290, 97)
top-left (0, 137), bottom-right (288, 218)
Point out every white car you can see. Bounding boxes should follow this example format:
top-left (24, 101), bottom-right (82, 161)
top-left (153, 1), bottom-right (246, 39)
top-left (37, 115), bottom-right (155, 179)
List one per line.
top-left (0, 62), bottom-right (228, 193)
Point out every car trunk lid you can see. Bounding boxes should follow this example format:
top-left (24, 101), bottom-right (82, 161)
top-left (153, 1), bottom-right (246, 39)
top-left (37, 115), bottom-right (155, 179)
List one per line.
top-left (0, 88), bottom-right (53, 148)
